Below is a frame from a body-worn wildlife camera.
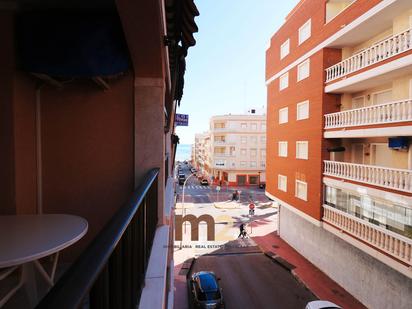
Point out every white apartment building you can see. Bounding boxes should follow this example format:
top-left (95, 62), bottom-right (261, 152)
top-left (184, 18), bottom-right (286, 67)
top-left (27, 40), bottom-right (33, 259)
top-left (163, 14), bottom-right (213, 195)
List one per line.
top-left (204, 112), bottom-right (266, 186)
top-left (193, 132), bottom-right (210, 175)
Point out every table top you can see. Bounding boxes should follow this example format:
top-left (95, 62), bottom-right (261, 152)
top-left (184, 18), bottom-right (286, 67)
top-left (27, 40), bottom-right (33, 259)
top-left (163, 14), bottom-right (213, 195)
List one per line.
top-left (0, 214), bottom-right (88, 268)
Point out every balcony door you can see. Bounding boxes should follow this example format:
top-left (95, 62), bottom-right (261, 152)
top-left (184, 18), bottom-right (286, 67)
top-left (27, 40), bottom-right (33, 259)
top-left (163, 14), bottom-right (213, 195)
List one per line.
top-left (371, 143), bottom-right (392, 167)
top-left (352, 96), bottom-right (365, 109)
top-left (372, 89), bottom-right (392, 106)
top-left (351, 144), bottom-right (364, 164)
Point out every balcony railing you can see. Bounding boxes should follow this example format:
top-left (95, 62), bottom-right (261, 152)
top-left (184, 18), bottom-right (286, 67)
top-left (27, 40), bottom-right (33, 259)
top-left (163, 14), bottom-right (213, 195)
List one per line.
top-left (326, 28), bottom-right (412, 82)
top-left (37, 168), bottom-right (160, 309)
top-left (324, 160), bottom-right (412, 193)
top-left (324, 99), bottom-right (412, 129)
top-left (323, 205), bottom-right (412, 266)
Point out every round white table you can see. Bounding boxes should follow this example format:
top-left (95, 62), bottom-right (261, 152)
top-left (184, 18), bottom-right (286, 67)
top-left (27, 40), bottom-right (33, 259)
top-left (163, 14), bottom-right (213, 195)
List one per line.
top-left (0, 214), bottom-right (88, 308)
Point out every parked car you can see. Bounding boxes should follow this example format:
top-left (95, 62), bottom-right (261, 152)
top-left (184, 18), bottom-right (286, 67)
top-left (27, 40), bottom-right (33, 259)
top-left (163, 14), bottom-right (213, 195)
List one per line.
top-left (200, 179), bottom-right (209, 186)
top-left (178, 174), bottom-right (186, 185)
top-left (259, 183), bottom-right (266, 189)
top-left (189, 271), bottom-right (224, 308)
top-left (305, 301), bottom-right (341, 309)
top-left (191, 168), bottom-right (197, 173)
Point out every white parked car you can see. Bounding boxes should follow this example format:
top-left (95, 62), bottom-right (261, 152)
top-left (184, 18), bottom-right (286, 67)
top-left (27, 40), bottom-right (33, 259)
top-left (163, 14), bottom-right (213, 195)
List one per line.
top-left (305, 301), bottom-right (341, 309)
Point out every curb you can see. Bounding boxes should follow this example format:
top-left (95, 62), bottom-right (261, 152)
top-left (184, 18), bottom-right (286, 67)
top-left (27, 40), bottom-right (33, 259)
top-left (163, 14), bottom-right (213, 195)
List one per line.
top-left (291, 269), bottom-right (319, 300)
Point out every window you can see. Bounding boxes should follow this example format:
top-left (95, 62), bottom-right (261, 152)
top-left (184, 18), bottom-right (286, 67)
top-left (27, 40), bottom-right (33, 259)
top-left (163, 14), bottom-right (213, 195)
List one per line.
top-left (261, 123), bottom-right (266, 130)
top-left (279, 107), bottom-right (288, 124)
top-left (241, 136), bottom-right (247, 144)
top-left (250, 149), bottom-right (257, 157)
top-left (296, 141), bottom-right (308, 159)
top-left (298, 19), bottom-right (311, 45)
top-left (280, 39), bottom-right (290, 59)
top-left (295, 180), bottom-right (307, 201)
top-left (240, 148), bottom-right (247, 156)
top-left (240, 161), bottom-right (247, 167)
top-left (261, 136), bottom-right (266, 144)
top-left (278, 141), bottom-right (288, 157)
top-left (297, 59), bottom-right (310, 81)
top-left (261, 162), bottom-right (266, 168)
top-left (241, 123), bottom-right (247, 129)
top-left (278, 175), bottom-right (287, 192)
top-left (251, 123), bottom-right (257, 130)
top-left (326, 0), bottom-right (355, 23)
top-left (250, 136), bottom-right (257, 144)
top-left (261, 149), bottom-right (266, 159)
top-left (297, 100), bottom-right (309, 120)
top-left (250, 161), bottom-right (257, 168)
top-left (279, 72), bottom-right (289, 90)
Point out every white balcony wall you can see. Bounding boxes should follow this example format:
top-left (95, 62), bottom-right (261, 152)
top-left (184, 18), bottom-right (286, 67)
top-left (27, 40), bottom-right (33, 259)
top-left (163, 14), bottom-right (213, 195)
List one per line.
top-left (326, 27), bottom-right (412, 82)
top-left (325, 99), bottom-right (412, 128)
top-left (324, 160), bottom-right (412, 193)
top-left (323, 205), bottom-right (412, 266)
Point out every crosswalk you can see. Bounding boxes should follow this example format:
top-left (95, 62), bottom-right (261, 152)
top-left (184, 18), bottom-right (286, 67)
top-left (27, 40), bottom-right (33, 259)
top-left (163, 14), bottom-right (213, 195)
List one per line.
top-left (180, 185), bottom-right (211, 190)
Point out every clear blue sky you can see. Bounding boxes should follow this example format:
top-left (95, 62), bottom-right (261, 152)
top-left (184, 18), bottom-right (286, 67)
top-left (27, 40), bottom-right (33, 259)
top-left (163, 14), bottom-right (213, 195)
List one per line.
top-left (175, 0), bottom-right (299, 144)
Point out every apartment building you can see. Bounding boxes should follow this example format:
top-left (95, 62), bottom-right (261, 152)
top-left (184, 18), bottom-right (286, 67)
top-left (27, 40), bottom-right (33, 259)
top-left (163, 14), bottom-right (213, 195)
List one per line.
top-left (193, 133), bottom-right (211, 174)
top-left (201, 113), bottom-right (267, 186)
top-left (0, 0), bottom-right (198, 307)
top-left (266, 1), bottom-right (412, 308)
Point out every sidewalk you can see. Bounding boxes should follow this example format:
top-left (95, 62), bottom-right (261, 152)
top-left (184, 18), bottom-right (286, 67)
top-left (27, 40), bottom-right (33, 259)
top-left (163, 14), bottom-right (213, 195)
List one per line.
top-left (253, 232), bottom-right (367, 309)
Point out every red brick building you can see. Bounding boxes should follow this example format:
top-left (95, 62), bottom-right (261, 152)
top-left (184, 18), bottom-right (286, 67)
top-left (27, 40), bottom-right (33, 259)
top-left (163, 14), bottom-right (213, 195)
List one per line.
top-left (266, 1), bottom-right (412, 308)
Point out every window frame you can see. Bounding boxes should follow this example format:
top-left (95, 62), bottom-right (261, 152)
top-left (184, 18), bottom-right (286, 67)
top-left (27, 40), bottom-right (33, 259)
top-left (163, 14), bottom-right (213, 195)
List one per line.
top-left (279, 107), bottom-right (289, 124)
top-left (280, 39), bottom-right (290, 59)
top-left (278, 175), bottom-right (287, 192)
top-left (298, 19), bottom-right (311, 45)
top-left (279, 72), bottom-right (289, 90)
top-left (278, 141), bottom-right (288, 157)
top-left (297, 100), bottom-right (309, 120)
top-left (295, 180), bottom-right (308, 201)
top-left (296, 141), bottom-right (309, 160)
top-left (297, 59), bottom-right (310, 81)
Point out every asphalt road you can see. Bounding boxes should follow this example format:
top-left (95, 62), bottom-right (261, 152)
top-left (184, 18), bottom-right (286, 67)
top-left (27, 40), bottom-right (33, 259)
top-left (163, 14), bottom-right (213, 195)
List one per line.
top-left (176, 164), bottom-right (268, 204)
top-left (189, 249), bottom-right (316, 309)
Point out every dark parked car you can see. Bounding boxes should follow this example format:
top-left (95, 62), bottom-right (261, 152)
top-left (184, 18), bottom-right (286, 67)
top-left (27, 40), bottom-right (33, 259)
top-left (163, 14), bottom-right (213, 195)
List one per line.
top-left (189, 271), bottom-right (224, 308)
top-left (200, 179), bottom-right (209, 186)
top-left (178, 174), bottom-right (186, 185)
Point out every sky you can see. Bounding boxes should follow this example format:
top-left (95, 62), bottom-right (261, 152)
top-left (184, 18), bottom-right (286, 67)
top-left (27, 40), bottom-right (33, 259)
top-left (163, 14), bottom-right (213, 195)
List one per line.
top-left (175, 0), bottom-right (299, 144)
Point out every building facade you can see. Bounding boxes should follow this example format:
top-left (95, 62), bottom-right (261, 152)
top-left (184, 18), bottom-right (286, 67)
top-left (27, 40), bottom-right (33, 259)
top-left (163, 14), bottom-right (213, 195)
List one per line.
top-left (0, 0), bottom-right (198, 308)
top-left (266, 1), bottom-right (412, 308)
top-left (193, 132), bottom-right (211, 174)
top-left (198, 113), bottom-right (267, 186)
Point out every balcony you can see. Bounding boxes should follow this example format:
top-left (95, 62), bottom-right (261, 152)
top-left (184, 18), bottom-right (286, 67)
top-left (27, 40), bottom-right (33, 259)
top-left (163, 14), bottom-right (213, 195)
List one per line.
top-left (324, 160), bottom-right (412, 193)
top-left (324, 99), bottom-right (412, 129)
top-left (326, 28), bottom-right (412, 83)
top-left (323, 205), bottom-right (412, 267)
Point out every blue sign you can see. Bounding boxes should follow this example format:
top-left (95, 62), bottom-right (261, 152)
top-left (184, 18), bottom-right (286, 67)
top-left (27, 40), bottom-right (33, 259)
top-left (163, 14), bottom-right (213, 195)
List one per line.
top-left (175, 114), bottom-right (189, 126)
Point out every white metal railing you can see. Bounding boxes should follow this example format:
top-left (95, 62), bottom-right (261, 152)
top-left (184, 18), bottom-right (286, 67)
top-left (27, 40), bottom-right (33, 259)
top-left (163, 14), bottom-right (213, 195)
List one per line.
top-left (326, 28), bottom-right (412, 82)
top-left (324, 160), bottom-right (412, 193)
top-left (324, 99), bottom-right (412, 128)
top-left (323, 205), bottom-right (412, 266)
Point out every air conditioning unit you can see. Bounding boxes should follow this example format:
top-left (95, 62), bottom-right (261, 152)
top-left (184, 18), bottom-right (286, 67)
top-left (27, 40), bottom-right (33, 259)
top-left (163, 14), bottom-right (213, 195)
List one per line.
top-left (388, 137), bottom-right (409, 150)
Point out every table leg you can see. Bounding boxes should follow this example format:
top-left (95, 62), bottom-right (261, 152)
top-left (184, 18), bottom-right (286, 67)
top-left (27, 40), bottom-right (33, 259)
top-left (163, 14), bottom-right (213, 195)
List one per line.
top-left (22, 263), bottom-right (38, 308)
top-left (0, 267), bottom-right (23, 309)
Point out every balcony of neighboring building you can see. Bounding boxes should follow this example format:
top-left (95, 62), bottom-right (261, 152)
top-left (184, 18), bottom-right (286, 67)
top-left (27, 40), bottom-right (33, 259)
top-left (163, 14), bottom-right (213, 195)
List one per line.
top-left (324, 82), bottom-right (412, 138)
top-left (324, 139), bottom-right (412, 194)
top-left (322, 180), bottom-right (412, 275)
top-left (325, 7), bottom-right (412, 93)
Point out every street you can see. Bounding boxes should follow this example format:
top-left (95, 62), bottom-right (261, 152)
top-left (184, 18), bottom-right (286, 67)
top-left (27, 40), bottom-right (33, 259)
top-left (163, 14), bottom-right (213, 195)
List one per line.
top-left (174, 163), bottom-right (316, 308)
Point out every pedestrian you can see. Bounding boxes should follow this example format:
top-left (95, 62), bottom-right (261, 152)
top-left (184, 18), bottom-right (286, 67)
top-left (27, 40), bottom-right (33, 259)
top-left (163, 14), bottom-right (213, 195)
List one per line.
top-left (238, 223), bottom-right (246, 238)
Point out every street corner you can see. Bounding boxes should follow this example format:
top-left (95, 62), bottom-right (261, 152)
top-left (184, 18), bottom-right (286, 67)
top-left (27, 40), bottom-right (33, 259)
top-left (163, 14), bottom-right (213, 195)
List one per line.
top-left (175, 202), bottom-right (195, 209)
top-left (213, 201), bottom-right (241, 209)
